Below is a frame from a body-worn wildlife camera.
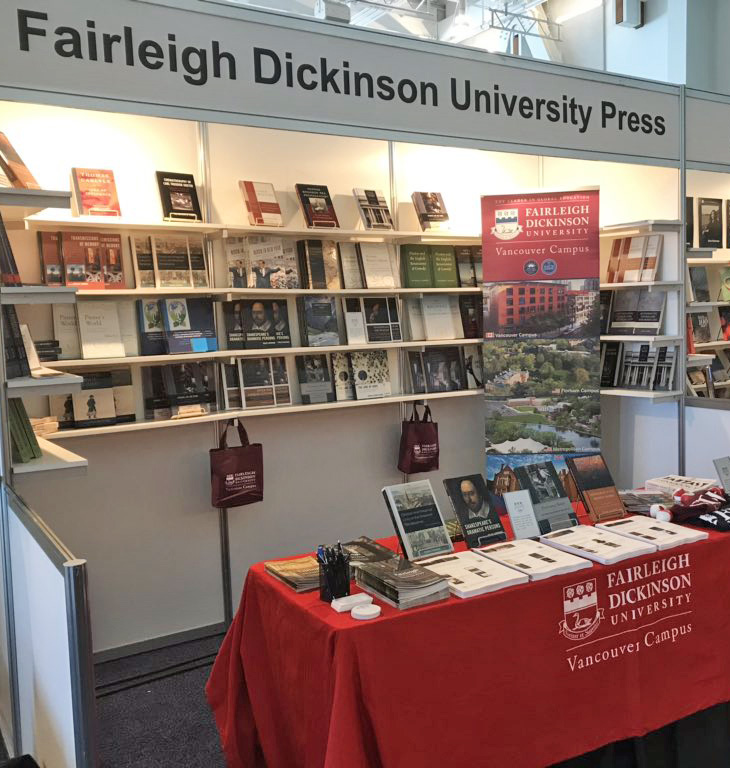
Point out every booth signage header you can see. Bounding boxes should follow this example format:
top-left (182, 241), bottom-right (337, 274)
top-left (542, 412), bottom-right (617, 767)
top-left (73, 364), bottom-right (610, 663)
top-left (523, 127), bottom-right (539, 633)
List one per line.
top-left (0, 0), bottom-right (680, 161)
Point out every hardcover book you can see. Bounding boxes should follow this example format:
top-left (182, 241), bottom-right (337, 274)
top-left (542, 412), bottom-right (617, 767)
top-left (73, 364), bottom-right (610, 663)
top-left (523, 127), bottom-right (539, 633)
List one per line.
top-left (142, 366), bottom-right (172, 420)
top-left (240, 181), bottom-right (283, 227)
top-left (337, 243), bottom-right (364, 289)
top-left (100, 233), bottom-right (124, 289)
top-left (401, 244), bottom-right (432, 288)
top-left (239, 357), bottom-right (277, 408)
top-left (52, 304), bottom-right (81, 360)
top-left (353, 188), bottom-right (393, 230)
top-left (514, 461), bottom-right (578, 535)
top-left (431, 244), bottom-right (459, 288)
top-left (443, 474), bottom-right (506, 548)
top-left (688, 266), bottom-right (710, 303)
top-left (162, 362), bottom-right (216, 417)
top-left (152, 236), bottom-right (191, 288)
top-left (220, 362), bottom-right (243, 410)
top-left (459, 295), bottom-right (482, 338)
top-left (408, 351), bottom-right (427, 394)
top-left (115, 301), bottom-right (140, 357)
top-left (137, 299), bottom-right (167, 356)
top-left (295, 183), bottom-right (339, 228)
top-left (296, 355), bottom-right (334, 404)
top-left (359, 243), bottom-right (397, 288)
top-left (160, 298), bottom-right (218, 354)
top-left (72, 372), bottom-right (117, 428)
top-left (350, 350), bottom-right (391, 400)
top-left (422, 295), bottom-right (458, 340)
top-left (411, 191), bottom-right (449, 231)
top-left (38, 232), bottom-right (63, 286)
top-left (0, 132), bottom-right (39, 189)
top-left (599, 290), bottom-right (613, 334)
top-left (224, 236), bottom-right (248, 288)
top-left (686, 197), bottom-right (694, 249)
top-left (331, 352), bottom-right (355, 401)
top-left (297, 239), bottom-right (340, 289)
top-left (363, 297), bottom-right (401, 343)
top-left (241, 299), bottom-right (291, 349)
top-left (71, 168), bottom-right (121, 217)
top-left (130, 235), bottom-right (156, 289)
top-left (456, 246), bottom-right (477, 287)
top-left (247, 236), bottom-right (299, 289)
top-left (422, 347), bottom-right (466, 392)
top-left (382, 480), bottom-right (453, 560)
top-left (640, 233), bottom-right (663, 281)
top-left (690, 312), bottom-right (712, 344)
top-left (566, 454), bottom-right (626, 523)
top-left (110, 368), bottom-right (136, 424)
top-left (600, 341), bottom-right (622, 387)
top-left (188, 238), bottom-right (209, 288)
top-left (222, 300), bottom-right (245, 350)
top-left (297, 296), bottom-right (339, 346)
top-left (699, 197), bottom-right (723, 248)
top-left (156, 171), bottom-right (202, 221)
top-left (76, 301), bottom-right (125, 359)
top-left (343, 298), bottom-right (367, 345)
top-left (60, 231), bottom-right (104, 288)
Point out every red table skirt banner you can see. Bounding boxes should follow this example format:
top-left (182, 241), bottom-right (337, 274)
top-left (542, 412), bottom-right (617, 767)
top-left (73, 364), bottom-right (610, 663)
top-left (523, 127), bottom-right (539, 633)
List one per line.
top-left (207, 533), bottom-right (730, 768)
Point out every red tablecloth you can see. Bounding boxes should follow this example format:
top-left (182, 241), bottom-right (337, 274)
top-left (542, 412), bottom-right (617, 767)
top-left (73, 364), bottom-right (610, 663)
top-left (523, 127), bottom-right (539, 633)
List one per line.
top-left (207, 531), bottom-right (730, 768)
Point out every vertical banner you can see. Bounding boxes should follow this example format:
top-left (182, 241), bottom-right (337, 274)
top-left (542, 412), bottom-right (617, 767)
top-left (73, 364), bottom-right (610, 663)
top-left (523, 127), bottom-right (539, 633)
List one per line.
top-left (481, 189), bottom-right (601, 516)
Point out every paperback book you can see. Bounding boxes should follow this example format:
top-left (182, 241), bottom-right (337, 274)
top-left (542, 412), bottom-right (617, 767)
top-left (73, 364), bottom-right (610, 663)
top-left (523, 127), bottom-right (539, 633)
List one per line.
top-left (60, 231), bottom-right (104, 288)
top-left (188, 238), bottom-right (209, 288)
top-left (412, 191), bottom-right (449, 231)
top-left (240, 181), bottom-right (283, 227)
top-left (514, 461), bottom-right (578, 534)
top-left (100, 233), bottom-right (124, 289)
top-left (353, 188), bottom-right (393, 230)
top-left (247, 236), bottom-right (299, 289)
top-left (417, 550), bottom-right (527, 598)
top-left (401, 244), bottom-right (432, 289)
top-left (224, 237), bottom-right (248, 288)
top-left (71, 168), bottom-right (121, 216)
top-left (72, 371), bottom-right (117, 428)
top-left (159, 298), bottom-right (218, 354)
top-left (52, 304), bottom-right (81, 360)
top-left (355, 557), bottom-right (449, 610)
top-left (541, 525), bottom-right (656, 565)
top-left (137, 299), bottom-right (167, 356)
top-left (422, 347), bottom-right (466, 392)
top-left (358, 243), bottom-right (397, 288)
top-left (699, 197), bottom-right (723, 249)
top-left (0, 213), bottom-right (21, 286)
top-left (220, 362), bottom-right (243, 410)
top-left (297, 239), bottom-right (340, 290)
top-left (350, 350), bottom-right (391, 399)
top-left (296, 355), bottom-right (334, 404)
top-left (331, 352), bottom-right (355, 401)
top-left (338, 243), bottom-right (365, 289)
top-left (443, 474), bottom-right (506, 548)
top-left (152, 236), bottom-right (191, 288)
top-left (431, 244), bottom-right (459, 288)
top-left (690, 312), bottom-right (712, 344)
top-left (162, 362), bottom-right (216, 418)
top-left (459, 295), bottom-right (482, 339)
top-left (456, 246), bottom-right (477, 287)
top-left (156, 171), bottom-right (202, 221)
top-left (343, 298), bottom-right (367, 345)
top-left (295, 183), bottom-right (339, 228)
top-left (566, 454), bottom-right (626, 523)
top-left (476, 539), bottom-right (592, 581)
top-left (596, 516), bottom-right (708, 550)
top-left (240, 357), bottom-right (279, 408)
top-left (130, 235), bottom-right (156, 289)
top-left (240, 299), bottom-right (291, 349)
top-left (363, 297), bottom-right (401, 343)
top-left (297, 296), bottom-right (339, 346)
top-left (38, 232), bottom-right (63, 286)
top-left (76, 301), bottom-right (125, 359)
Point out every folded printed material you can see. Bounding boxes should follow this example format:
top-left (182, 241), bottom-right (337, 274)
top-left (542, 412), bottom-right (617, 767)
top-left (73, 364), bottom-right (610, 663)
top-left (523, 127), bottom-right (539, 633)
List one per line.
top-left (596, 515), bottom-right (708, 550)
top-left (541, 525), bottom-right (656, 565)
top-left (476, 539), bottom-right (592, 580)
top-left (417, 550), bottom-right (528, 597)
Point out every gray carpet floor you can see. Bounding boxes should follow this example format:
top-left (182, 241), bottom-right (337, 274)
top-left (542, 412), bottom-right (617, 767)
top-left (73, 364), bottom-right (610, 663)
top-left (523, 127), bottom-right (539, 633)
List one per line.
top-left (96, 635), bottom-right (226, 768)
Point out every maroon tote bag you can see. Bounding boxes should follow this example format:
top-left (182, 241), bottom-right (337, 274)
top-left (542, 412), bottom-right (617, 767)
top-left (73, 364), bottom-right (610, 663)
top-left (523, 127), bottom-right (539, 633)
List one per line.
top-left (210, 419), bottom-right (263, 508)
top-left (397, 404), bottom-right (439, 474)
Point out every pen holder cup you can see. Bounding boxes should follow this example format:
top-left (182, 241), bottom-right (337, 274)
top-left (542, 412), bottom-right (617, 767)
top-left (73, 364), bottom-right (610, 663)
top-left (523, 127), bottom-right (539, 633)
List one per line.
top-left (319, 562), bottom-right (351, 603)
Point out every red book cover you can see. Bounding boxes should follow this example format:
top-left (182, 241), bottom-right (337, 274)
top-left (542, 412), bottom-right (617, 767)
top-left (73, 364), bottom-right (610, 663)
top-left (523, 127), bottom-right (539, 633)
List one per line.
top-left (60, 231), bottom-right (104, 289)
top-left (100, 233), bottom-right (124, 289)
top-left (71, 168), bottom-right (121, 217)
top-left (481, 189), bottom-right (599, 283)
top-left (240, 181), bottom-right (283, 227)
top-left (38, 231), bottom-right (64, 285)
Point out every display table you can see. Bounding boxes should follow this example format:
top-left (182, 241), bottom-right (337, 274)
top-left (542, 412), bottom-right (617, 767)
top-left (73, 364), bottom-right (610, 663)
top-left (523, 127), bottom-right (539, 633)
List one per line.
top-left (207, 531), bottom-right (730, 768)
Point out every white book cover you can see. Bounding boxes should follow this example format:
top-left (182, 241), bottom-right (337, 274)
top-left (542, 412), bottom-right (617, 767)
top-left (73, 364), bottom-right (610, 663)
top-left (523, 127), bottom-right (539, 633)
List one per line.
top-left (448, 295), bottom-right (464, 338)
top-left (405, 297), bottom-right (425, 341)
top-left (343, 298), bottom-right (367, 344)
top-left (52, 303), bottom-right (81, 360)
top-left (417, 550), bottom-right (528, 598)
top-left (331, 352), bottom-right (355, 401)
top-left (541, 525), bottom-right (656, 565)
top-left (350, 350), bottom-right (391, 400)
top-left (239, 180), bottom-right (283, 227)
top-left (359, 243), bottom-right (397, 288)
top-left (422, 295), bottom-right (457, 340)
top-left (596, 515), bottom-right (708, 550)
top-left (640, 233), bottom-right (663, 282)
top-left (115, 300), bottom-right (140, 357)
top-left (476, 539), bottom-right (592, 580)
top-left (77, 301), bottom-right (125, 359)
top-left (19, 325), bottom-right (61, 378)
top-left (129, 235), bottom-right (156, 289)
top-left (624, 236), bottom-right (646, 282)
top-left (338, 243), bottom-right (364, 289)
top-left (503, 489), bottom-right (541, 539)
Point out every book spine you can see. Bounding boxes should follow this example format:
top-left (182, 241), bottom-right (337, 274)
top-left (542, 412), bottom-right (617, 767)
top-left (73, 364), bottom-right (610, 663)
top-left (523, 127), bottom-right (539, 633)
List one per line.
top-left (8, 399), bottom-right (34, 463)
top-left (296, 241), bottom-right (310, 290)
top-left (296, 297), bottom-right (310, 347)
top-left (14, 398), bottom-right (42, 459)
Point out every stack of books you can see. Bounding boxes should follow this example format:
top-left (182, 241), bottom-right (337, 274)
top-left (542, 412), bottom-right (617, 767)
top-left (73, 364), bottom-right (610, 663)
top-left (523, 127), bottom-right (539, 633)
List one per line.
top-left (355, 557), bottom-right (449, 610)
top-left (264, 555), bottom-right (320, 592)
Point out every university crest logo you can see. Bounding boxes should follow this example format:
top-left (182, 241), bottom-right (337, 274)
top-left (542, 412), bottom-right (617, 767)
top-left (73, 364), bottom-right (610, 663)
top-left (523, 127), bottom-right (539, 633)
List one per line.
top-left (491, 207), bottom-right (523, 240)
top-left (559, 578), bottom-right (604, 642)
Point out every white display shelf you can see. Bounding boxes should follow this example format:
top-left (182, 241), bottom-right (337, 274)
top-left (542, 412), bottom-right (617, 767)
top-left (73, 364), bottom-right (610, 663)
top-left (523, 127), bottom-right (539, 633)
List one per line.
top-left (600, 335), bottom-right (681, 344)
top-left (24, 213), bottom-right (224, 235)
top-left (76, 286), bottom-right (482, 298)
top-left (7, 372), bottom-right (83, 397)
top-left (686, 258), bottom-right (729, 265)
top-left (694, 340), bottom-right (730, 350)
top-left (687, 247), bottom-right (718, 253)
top-left (600, 388), bottom-right (682, 402)
top-left (46, 389), bottom-right (482, 439)
top-left (0, 189), bottom-right (71, 221)
top-left (50, 338), bottom-right (482, 369)
top-left (713, 380), bottom-right (730, 390)
top-left (0, 285), bottom-right (77, 305)
top-left (687, 301), bottom-right (729, 309)
top-left (599, 281), bottom-right (681, 291)
top-left (599, 219), bottom-right (681, 237)
top-left (687, 354), bottom-right (715, 367)
top-left (13, 437), bottom-right (87, 475)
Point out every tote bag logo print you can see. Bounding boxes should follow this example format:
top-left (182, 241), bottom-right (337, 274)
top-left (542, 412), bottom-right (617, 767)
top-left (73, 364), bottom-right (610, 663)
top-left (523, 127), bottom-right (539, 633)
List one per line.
top-left (491, 207), bottom-right (523, 240)
top-left (559, 578), bottom-right (604, 642)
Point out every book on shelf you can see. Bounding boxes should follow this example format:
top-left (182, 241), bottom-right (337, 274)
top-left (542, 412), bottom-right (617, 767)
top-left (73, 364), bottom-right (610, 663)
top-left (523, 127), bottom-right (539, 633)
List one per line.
top-left (156, 171), bottom-right (202, 221)
top-left (297, 296), bottom-right (340, 346)
top-left (618, 236), bottom-right (646, 282)
top-left (688, 265), bottom-right (710, 303)
top-left (353, 189), bottom-right (393, 230)
top-left (600, 341), bottom-right (622, 387)
top-left (382, 479), bottom-right (453, 561)
top-left (38, 232), bottom-right (63, 286)
top-left (456, 246), bottom-right (477, 287)
top-left (239, 181), bottom-right (283, 227)
top-left (297, 239), bottom-right (340, 290)
top-left (295, 183), bottom-right (339, 228)
top-left (599, 290), bottom-right (613, 335)
top-left (343, 298), bottom-right (367, 344)
top-left (463, 346), bottom-right (483, 389)
top-left (711, 355), bottom-right (729, 382)
top-left (686, 315), bottom-right (696, 355)
top-left (690, 312), bottom-right (712, 345)
top-left (72, 371), bottom-right (117, 428)
top-left (699, 197), bottom-right (723, 249)
top-left (408, 350), bottom-right (427, 394)
top-left (443, 474), bottom-right (506, 548)
top-left (719, 267), bottom-right (730, 302)
top-left (77, 301), bottom-right (125, 359)
top-left (423, 347), bottom-right (466, 392)
top-left (49, 393), bottom-right (76, 429)
top-left (355, 557), bottom-right (450, 610)
top-left (239, 298), bottom-right (291, 349)
top-left (607, 287), bottom-right (665, 335)
top-left (350, 350), bottom-right (391, 399)
top-left (224, 236), bottom-right (248, 289)
top-left (411, 191), bottom-right (449, 231)
top-left (331, 352), bottom-right (355, 401)
top-left (421, 295), bottom-right (461, 340)
top-left (417, 550), bottom-right (527, 599)
top-left (2, 306), bottom-right (30, 379)
top-left (596, 516), bottom-right (708, 550)
top-left (159, 298), bottom-right (218, 354)
top-left (686, 197), bottom-right (694, 249)
top-left (363, 297), bottom-right (401, 342)
top-left (640, 234), bottom-right (663, 281)
top-left (0, 133), bottom-right (39, 189)
top-left (116, 300), bottom-right (140, 356)
top-left (8, 398), bottom-right (42, 464)
top-left (18, 324), bottom-right (63, 378)
top-left (359, 243), bottom-right (397, 288)
top-left (514, 461), bottom-right (578, 535)
top-left (247, 236), bottom-right (299, 289)
top-left (296, 355), bottom-right (334, 404)
top-left (110, 368), bottom-right (136, 424)
top-left (60, 231), bottom-right (104, 289)
top-left (162, 362), bottom-right (216, 418)
top-left (130, 235), bottom-right (156, 289)
top-left (605, 239), bottom-right (621, 283)
top-left (71, 168), bottom-right (121, 217)
top-left (458, 295), bottom-right (482, 338)
top-left (476, 539), bottom-right (592, 581)
top-left (222, 300), bottom-right (245, 350)
top-left (152, 235), bottom-right (191, 288)
top-left (100, 233), bottom-right (124, 289)
top-left (32, 339), bottom-right (61, 363)
top-left (30, 416), bottom-right (59, 438)
top-left (401, 244), bottom-right (432, 288)
top-left (565, 454), bottom-right (626, 523)
top-left (265, 555), bottom-right (320, 592)
top-left (616, 342), bottom-right (661, 390)
top-left (142, 366), bottom-right (171, 420)
top-left (404, 297), bottom-right (425, 341)
top-left (221, 362), bottom-right (243, 410)
top-left (188, 238), bottom-right (209, 288)
top-left (541, 525), bottom-right (656, 565)
top-left (652, 346), bottom-right (677, 391)
top-left (0, 212), bottom-right (21, 286)
top-left (239, 356), bottom-right (291, 408)
top-left (137, 299), bottom-right (167, 356)
top-left (337, 242), bottom-right (365, 289)
top-left (473, 245), bottom-right (483, 283)
top-left (431, 244), bottom-right (459, 288)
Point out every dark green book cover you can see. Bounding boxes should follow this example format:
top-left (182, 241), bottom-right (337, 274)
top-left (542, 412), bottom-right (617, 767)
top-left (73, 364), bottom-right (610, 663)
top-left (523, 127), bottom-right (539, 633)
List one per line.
top-left (401, 244), bottom-right (432, 288)
top-left (431, 245), bottom-right (459, 288)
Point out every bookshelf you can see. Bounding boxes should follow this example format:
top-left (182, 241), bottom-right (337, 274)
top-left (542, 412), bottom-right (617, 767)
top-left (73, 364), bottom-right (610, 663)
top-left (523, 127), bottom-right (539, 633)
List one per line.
top-left (12, 436), bottom-right (87, 475)
top-left (0, 285), bottom-right (77, 305)
top-left (74, 287), bottom-right (481, 298)
top-left (7, 372), bottom-right (83, 398)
